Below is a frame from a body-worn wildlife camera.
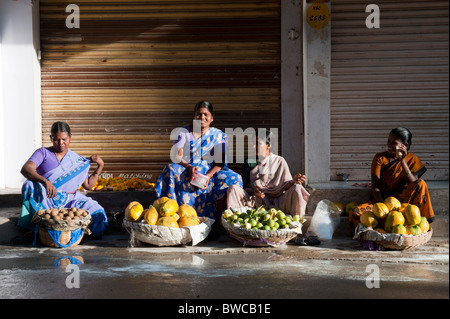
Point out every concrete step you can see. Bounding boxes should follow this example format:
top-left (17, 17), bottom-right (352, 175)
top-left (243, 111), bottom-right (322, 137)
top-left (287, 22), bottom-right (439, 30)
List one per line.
top-left (1, 181), bottom-right (448, 238)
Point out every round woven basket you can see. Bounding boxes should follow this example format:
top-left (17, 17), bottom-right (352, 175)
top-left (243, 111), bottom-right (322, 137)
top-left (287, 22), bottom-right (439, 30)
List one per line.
top-left (38, 228), bottom-right (84, 248)
top-left (359, 227), bottom-right (433, 250)
top-left (31, 213), bottom-right (92, 248)
top-left (123, 217), bottom-right (214, 247)
top-left (375, 228), bottom-right (433, 250)
top-left (221, 215), bottom-right (301, 247)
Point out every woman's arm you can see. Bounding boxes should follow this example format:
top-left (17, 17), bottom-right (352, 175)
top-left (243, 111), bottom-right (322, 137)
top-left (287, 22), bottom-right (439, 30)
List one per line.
top-left (21, 160), bottom-right (57, 198)
top-left (371, 173), bottom-right (384, 203)
top-left (83, 155), bottom-right (104, 190)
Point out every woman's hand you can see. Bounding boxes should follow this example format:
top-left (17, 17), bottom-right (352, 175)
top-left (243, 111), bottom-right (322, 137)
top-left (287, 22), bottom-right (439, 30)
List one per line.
top-left (43, 179), bottom-right (57, 198)
top-left (254, 188), bottom-right (265, 199)
top-left (292, 173), bottom-right (306, 185)
top-left (395, 144), bottom-right (408, 160)
top-left (186, 164), bottom-right (197, 179)
top-left (89, 155), bottom-right (104, 170)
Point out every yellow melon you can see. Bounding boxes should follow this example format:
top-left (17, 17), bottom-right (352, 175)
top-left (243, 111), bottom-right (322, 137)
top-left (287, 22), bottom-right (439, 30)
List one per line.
top-left (372, 202), bottom-right (389, 219)
top-left (143, 205), bottom-right (158, 225)
top-left (128, 203), bottom-right (144, 222)
top-left (384, 196), bottom-right (401, 211)
top-left (345, 202), bottom-right (358, 215)
top-left (178, 216), bottom-right (200, 227)
top-left (399, 203), bottom-right (409, 213)
top-left (418, 217), bottom-right (430, 233)
top-left (153, 197), bottom-right (170, 213)
top-left (156, 216), bottom-right (179, 228)
top-left (125, 201), bottom-right (140, 220)
top-left (391, 224), bottom-right (407, 235)
top-left (159, 199), bottom-right (179, 217)
top-left (406, 224), bottom-right (422, 236)
top-left (404, 204), bottom-right (421, 226)
top-left (384, 211), bottom-right (405, 233)
top-left (177, 204), bottom-right (197, 218)
top-left (360, 211), bottom-right (378, 228)
top-left (332, 202), bottom-right (345, 215)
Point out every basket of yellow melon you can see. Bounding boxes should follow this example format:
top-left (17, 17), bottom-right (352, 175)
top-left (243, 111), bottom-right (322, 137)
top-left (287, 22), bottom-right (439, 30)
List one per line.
top-left (353, 197), bottom-right (432, 250)
top-left (122, 197), bottom-right (214, 247)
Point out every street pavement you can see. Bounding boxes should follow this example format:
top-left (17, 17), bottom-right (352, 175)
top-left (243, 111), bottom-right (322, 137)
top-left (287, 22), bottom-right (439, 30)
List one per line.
top-left (0, 204), bottom-right (448, 300)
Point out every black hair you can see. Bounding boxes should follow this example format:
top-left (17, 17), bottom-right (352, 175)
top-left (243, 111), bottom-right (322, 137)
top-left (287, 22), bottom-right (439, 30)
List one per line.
top-left (194, 101), bottom-right (214, 115)
top-left (51, 121), bottom-right (72, 136)
top-left (256, 128), bottom-right (274, 146)
top-left (390, 127), bottom-right (412, 150)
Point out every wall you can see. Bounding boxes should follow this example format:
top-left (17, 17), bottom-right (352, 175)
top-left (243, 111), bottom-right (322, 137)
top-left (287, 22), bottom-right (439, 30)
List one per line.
top-left (0, 0), bottom-right (41, 189)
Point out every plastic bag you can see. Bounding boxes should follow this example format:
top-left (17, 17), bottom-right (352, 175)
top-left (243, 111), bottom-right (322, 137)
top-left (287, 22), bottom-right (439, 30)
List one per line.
top-left (306, 199), bottom-right (341, 241)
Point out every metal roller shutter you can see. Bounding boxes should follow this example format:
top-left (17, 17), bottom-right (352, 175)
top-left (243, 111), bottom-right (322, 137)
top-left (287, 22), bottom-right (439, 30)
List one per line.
top-left (330, 0), bottom-right (449, 181)
top-left (40, 0), bottom-right (281, 181)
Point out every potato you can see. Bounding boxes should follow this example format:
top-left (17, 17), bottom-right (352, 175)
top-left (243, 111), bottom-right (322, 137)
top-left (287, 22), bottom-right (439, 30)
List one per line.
top-left (44, 214), bottom-right (51, 219)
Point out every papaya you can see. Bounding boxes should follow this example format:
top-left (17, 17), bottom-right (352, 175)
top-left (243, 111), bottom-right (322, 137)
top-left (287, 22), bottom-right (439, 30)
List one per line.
top-left (177, 204), bottom-right (197, 218)
top-left (159, 199), bottom-right (179, 217)
top-left (399, 203), bottom-right (409, 213)
top-left (178, 216), bottom-right (200, 227)
top-left (391, 224), bottom-right (407, 235)
top-left (384, 196), bottom-right (401, 211)
top-left (156, 216), bottom-right (179, 228)
top-left (345, 202), bottom-right (358, 215)
top-left (128, 203), bottom-right (144, 222)
top-left (143, 205), bottom-right (158, 225)
top-left (406, 224), bottom-right (422, 236)
top-left (360, 211), bottom-right (378, 228)
top-left (384, 211), bottom-right (405, 233)
top-left (125, 201), bottom-right (140, 220)
top-left (404, 204), bottom-right (421, 226)
top-left (418, 217), bottom-right (430, 233)
top-left (153, 197), bottom-right (170, 213)
top-left (332, 202), bottom-right (345, 215)
top-left (372, 202), bottom-right (389, 219)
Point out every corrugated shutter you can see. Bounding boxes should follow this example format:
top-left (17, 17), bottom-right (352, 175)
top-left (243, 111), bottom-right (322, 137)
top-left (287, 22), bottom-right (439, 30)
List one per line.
top-left (40, 0), bottom-right (281, 181)
top-left (330, 0), bottom-right (449, 181)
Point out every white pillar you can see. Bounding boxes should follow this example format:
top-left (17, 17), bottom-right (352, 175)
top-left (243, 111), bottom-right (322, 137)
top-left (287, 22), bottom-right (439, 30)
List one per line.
top-left (0, 0), bottom-right (41, 189)
top-left (281, 0), bottom-right (304, 176)
top-left (303, 0), bottom-right (331, 183)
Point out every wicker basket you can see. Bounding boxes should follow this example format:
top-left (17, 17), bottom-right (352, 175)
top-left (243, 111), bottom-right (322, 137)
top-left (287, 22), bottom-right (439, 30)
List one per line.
top-left (354, 223), bottom-right (433, 250)
top-left (38, 228), bottom-right (84, 248)
top-left (221, 214), bottom-right (302, 247)
top-left (123, 217), bottom-right (214, 247)
top-left (31, 213), bottom-right (92, 248)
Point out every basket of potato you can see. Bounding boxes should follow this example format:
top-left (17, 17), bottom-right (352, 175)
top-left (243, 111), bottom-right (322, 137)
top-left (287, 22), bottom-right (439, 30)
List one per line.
top-left (31, 207), bottom-right (92, 248)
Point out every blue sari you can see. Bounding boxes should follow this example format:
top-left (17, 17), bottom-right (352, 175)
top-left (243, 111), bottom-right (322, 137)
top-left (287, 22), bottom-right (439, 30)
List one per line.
top-left (155, 127), bottom-right (243, 220)
top-left (18, 149), bottom-right (108, 238)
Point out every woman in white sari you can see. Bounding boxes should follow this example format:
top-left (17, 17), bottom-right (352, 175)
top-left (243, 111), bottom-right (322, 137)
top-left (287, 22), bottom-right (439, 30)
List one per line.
top-left (226, 130), bottom-right (310, 218)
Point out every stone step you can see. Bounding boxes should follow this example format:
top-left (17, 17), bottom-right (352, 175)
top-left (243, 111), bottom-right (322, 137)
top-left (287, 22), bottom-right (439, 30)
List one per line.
top-left (1, 181), bottom-right (448, 237)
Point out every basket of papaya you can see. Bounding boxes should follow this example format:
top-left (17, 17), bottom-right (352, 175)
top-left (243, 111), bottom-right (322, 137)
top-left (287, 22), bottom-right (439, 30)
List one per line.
top-left (31, 208), bottom-right (92, 248)
top-left (353, 197), bottom-right (432, 250)
top-left (122, 197), bottom-right (214, 247)
top-left (221, 206), bottom-right (304, 247)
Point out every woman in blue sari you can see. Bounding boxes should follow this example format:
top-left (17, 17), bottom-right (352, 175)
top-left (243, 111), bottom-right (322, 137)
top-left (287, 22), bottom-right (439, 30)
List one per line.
top-left (18, 122), bottom-right (108, 238)
top-left (155, 101), bottom-right (243, 220)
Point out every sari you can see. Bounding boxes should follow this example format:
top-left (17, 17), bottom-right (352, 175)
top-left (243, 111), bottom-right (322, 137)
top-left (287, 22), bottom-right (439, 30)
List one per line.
top-left (155, 126), bottom-right (243, 220)
top-left (18, 149), bottom-right (108, 238)
top-left (227, 153), bottom-right (310, 217)
top-left (349, 151), bottom-right (434, 228)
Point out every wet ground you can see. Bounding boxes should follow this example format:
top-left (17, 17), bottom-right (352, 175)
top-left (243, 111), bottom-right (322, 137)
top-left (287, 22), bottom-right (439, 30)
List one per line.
top-left (0, 234), bottom-right (448, 300)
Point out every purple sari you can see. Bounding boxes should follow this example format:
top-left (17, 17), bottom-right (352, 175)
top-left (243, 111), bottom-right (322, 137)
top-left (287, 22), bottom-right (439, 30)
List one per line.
top-left (18, 149), bottom-right (108, 238)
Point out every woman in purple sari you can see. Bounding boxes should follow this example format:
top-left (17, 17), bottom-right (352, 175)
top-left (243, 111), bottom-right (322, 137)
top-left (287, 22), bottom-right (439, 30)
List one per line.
top-left (18, 122), bottom-right (108, 238)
